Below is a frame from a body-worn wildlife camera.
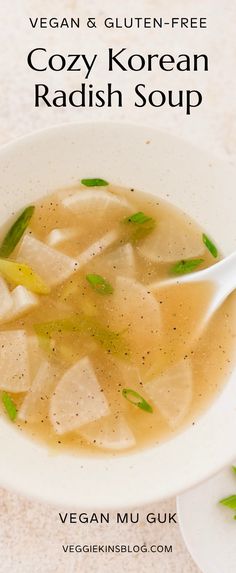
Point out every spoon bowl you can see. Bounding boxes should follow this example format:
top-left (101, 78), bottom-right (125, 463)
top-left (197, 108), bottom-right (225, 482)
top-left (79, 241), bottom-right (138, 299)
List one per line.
top-left (150, 251), bottom-right (236, 334)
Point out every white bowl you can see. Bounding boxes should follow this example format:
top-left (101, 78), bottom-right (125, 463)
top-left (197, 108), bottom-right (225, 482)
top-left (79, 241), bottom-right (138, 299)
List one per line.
top-left (177, 465), bottom-right (236, 573)
top-left (0, 122), bottom-right (236, 509)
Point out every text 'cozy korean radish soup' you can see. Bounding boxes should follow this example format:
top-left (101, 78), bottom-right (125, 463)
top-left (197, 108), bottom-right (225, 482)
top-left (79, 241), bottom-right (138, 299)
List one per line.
top-left (0, 179), bottom-right (235, 455)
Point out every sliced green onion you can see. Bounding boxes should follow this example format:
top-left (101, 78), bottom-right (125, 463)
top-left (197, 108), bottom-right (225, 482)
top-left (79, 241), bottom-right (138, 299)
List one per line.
top-left (58, 342), bottom-right (76, 363)
top-left (122, 388), bottom-right (153, 413)
top-left (36, 332), bottom-right (53, 354)
top-left (0, 259), bottom-right (50, 294)
top-left (86, 274), bottom-right (113, 295)
top-left (35, 315), bottom-right (129, 358)
top-left (2, 392), bottom-right (17, 421)
top-left (81, 178), bottom-right (109, 187)
top-left (0, 206), bottom-right (35, 258)
top-left (170, 258), bottom-right (204, 275)
top-left (202, 233), bottom-right (218, 258)
top-left (124, 211), bottom-right (153, 224)
top-left (219, 495), bottom-right (236, 510)
top-left (218, 467), bottom-right (236, 518)
top-left (131, 220), bottom-right (156, 243)
top-left (123, 211), bottom-right (156, 243)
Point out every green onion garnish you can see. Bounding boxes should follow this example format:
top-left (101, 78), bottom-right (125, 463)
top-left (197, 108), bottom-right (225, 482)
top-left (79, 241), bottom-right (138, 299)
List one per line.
top-left (86, 274), bottom-right (114, 295)
top-left (122, 388), bottom-right (153, 413)
top-left (81, 178), bottom-right (109, 187)
top-left (219, 495), bottom-right (236, 511)
top-left (0, 205), bottom-right (35, 258)
top-left (124, 212), bottom-right (153, 224)
top-left (2, 392), bottom-right (17, 421)
top-left (0, 259), bottom-right (50, 294)
top-left (202, 233), bottom-right (218, 258)
top-left (123, 211), bottom-right (156, 243)
top-left (36, 332), bottom-right (53, 354)
top-left (219, 467), bottom-right (236, 519)
top-left (35, 315), bottom-right (129, 358)
top-left (170, 258), bottom-right (204, 275)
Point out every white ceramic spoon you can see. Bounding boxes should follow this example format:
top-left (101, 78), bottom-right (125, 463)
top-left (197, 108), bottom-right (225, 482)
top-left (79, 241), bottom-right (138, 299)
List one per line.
top-left (150, 251), bottom-right (236, 332)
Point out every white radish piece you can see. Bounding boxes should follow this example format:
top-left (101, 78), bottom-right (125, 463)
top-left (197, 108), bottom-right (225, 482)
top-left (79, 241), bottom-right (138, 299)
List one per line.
top-left (0, 330), bottom-right (30, 392)
top-left (0, 277), bottom-right (13, 320)
top-left (19, 361), bottom-right (58, 423)
top-left (62, 190), bottom-right (130, 215)
top-left (145, 359), bottom-right (192, 429)
top-left (77, 230), bottom-right (118, 268)
top-left (101, 243), bottom-right (136, 277)
top-left (46, 228), bottom-right (78, 247)
top-left (138, 219), bottom-right (205, 263)
top-left (27, 335), bottom-right (45, 379)
top-left (0, 286), bottom-right (38, 323)
top-left (80, 414), bottom-right (136, 451)
top-left (105, 276), bottom-right (162, 364)
top-left (50, 356), bottom-right (110, 434)
top-left (17, 234), bottom-right (79, 286)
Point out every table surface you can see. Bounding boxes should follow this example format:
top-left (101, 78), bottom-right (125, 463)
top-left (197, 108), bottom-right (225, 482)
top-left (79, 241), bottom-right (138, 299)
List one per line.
top-left (0, 1), bottom-right (235, 572)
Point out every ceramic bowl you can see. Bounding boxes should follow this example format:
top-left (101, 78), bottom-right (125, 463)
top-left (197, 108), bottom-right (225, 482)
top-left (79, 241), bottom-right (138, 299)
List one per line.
top-left (0, 122), bottom-right (235, 508)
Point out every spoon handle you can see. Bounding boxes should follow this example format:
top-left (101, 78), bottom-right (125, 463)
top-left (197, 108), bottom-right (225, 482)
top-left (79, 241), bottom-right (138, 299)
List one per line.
top-left (208, 251), bottom-right (236, 297)
top-left (150, 251), bottom-right (236, 293)
top-left (196, 251), bottom-right (236, 322)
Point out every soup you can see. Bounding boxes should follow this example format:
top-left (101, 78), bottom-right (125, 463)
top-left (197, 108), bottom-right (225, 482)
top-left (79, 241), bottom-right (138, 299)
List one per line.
top-left (0, 180), bottom-right (234, 455)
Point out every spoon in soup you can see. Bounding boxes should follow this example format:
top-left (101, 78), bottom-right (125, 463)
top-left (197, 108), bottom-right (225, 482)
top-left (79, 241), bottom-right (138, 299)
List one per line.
top-left (149, 251), bottom-right (236, 336)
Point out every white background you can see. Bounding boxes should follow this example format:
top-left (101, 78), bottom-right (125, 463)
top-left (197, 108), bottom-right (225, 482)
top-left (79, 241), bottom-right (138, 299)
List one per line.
top-left (0, 1), bottom-right (235, 571)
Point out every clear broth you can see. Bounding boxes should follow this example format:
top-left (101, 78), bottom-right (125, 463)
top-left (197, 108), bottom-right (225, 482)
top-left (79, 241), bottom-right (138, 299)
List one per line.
top-left (0, 184), bottom-right (235, 456)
